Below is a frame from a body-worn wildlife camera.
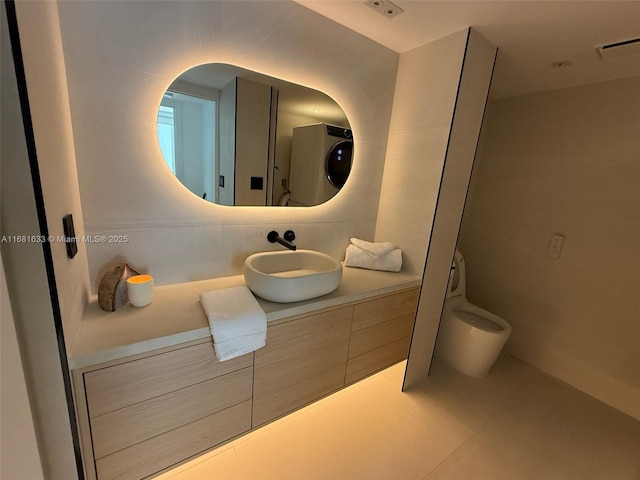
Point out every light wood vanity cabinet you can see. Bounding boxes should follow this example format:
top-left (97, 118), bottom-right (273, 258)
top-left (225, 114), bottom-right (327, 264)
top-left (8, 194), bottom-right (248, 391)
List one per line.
top-left (252, 288), bottom-right (419, 426)
top-left (252, 306), bottom-right (353, 427)
top-left (74, 286), bottom-right (419, 479)
top-left (75, 340), bottom-right (253, 480)
top-left (346, 288), bottom-right (420, 384)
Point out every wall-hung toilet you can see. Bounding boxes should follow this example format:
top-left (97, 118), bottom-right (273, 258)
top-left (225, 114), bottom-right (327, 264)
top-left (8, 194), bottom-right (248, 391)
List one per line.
top-left (436, 251), bottom-right (512, 377)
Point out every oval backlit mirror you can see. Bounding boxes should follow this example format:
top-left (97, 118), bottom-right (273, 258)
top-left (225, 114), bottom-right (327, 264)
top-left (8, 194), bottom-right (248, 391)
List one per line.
top-left (157, 63), bottom-right (353, 206)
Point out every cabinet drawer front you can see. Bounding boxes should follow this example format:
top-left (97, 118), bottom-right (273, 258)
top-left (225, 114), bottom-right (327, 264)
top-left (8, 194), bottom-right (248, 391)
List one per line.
top-left (85, 342), bottom-right (252, 417)
top-left (345, 337), bottom-right (410, 384)
top-left (92, 366), bottom-right (253, 459)
top-left (352, 289), bottom-right (419, 332)
top-left (95, 400), bottom-right (252, 480)
top-left (348, 313), bottom-right (414, 359)
top-left (253, 306), bottom-right (352, 426)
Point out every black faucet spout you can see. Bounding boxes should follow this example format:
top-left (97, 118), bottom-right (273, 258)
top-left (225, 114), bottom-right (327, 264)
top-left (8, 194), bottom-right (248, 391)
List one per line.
top-left (267, 230), bottom-right (297, 251)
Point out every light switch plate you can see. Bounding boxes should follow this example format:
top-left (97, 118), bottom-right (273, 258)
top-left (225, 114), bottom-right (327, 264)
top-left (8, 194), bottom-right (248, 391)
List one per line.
top-left (548, 234), bottom-right (564, 258)
top-left (62, 214), bottom-right (78, 259)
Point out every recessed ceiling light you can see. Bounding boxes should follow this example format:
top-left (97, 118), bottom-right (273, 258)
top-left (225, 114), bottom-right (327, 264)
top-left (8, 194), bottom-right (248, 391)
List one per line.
top-left (364, 0), bottom-right (404, 19)
top-left (550, 60), bottom-right (574, 69)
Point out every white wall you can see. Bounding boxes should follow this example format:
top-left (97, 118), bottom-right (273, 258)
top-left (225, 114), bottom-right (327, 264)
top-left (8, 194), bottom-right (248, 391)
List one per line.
top-left (375, 29), bottom-right (497, 387)
top-left (2, 3), bottom-right (80, 478)
top-left (272, 109), bottom-right (315, 204)
top-left (1, 253), bottom-right (45, 480)
top-left (234, 77), bottom-right (271, 206)
top-left (55, 0), bottom-right (398, 290)
top-left (376, 30), bottom-right (468, 276)
top-left (15, 0), bottom-right (90, 349)
top-left (219, 79), bottom-right (237, 206)
top-left (272, 110), bottom-right (337, 205)
top-left (174, 99), bottom-right (208, 197)
top-left (459, 76), bottom-right (640, 420)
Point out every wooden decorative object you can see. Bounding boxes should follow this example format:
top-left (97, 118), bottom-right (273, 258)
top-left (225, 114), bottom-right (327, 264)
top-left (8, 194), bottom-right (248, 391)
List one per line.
top-left (98, 263), bottom-right (140, 312)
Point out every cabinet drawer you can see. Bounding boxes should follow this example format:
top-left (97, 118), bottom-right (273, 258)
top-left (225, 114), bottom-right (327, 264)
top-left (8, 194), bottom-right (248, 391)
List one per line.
top-left (352, 289), bottom-right (419, 332)
top-left (95, 400), bottom-right (252, 480)
top-left (348, 313), bottom-right (414, 359)
top-left (253, 306), bottom-right (352, 426)
top-left (345, 337), bottom-right (410, 384)
top-left (92, 366), bottom-right (253, 459)
top-left (85, 341), bottom-right (252, 417)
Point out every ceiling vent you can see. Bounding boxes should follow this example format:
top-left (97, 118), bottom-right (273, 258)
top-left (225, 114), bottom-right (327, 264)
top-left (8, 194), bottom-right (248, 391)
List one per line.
top-left (364, 0), bottom-right (404, 19)
top-left (597, 37), bottom-right (640, 59)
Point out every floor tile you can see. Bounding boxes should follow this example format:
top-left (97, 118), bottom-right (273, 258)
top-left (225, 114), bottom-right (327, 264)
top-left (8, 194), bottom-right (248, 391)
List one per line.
top-left (154, 441), bottom-right (237, 479)
top-left (156, 356), bottom-right (640, 480)
top-left (474, 370), bottom-right (640, 480)
top-left (425, 353), bottom-right (537, 431)
top-left (424, 436), bottom-right (533, 480)
top-left (168, 448), bottom-right (245, 480)
top-left (233, 366), bottom-right (470, 480)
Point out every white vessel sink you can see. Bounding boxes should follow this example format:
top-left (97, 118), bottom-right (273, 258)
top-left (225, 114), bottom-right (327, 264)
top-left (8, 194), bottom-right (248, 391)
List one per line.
top-left (244, 250), bottom-right (342, 303)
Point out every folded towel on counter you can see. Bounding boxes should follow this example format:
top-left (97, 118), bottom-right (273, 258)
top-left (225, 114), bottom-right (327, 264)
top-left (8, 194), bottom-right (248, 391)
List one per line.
top-left (199, 286), bottom-right (267, 361)
top-left (349, 238), bottom-right (395, 258)
top-left (345, 239), bottom-right (402, 272)
top-left (212, 332), bottom-right (266, 363)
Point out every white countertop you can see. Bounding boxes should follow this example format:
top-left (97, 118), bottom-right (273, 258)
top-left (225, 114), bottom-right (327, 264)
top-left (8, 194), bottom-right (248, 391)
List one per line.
top-left (70, 266), bottom-right (421, 370)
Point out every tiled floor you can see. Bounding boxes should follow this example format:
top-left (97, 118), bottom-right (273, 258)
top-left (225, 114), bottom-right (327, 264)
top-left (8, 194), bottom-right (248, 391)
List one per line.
top-left (156, 354), bottom-right (640, 480)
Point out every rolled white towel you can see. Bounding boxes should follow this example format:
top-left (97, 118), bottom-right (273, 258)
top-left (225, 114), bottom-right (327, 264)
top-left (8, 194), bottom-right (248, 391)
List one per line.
top-left (350, 238), bottom-right (395, 258)
top-left (345, 244), bottom-right (402, 272)
top-left (199, 286), bottom-right (267, 361)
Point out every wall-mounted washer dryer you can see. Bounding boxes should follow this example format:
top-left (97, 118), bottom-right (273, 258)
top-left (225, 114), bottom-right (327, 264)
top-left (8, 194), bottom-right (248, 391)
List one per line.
top-left (288, 123), bottom-right (353, 206)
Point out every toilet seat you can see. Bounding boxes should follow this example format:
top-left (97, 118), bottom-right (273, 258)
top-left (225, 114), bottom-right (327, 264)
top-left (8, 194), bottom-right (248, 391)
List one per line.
top-left (435, 250), bottom-right (512, 377)
top-left (445, 297), bottom-right (511, 334)
top-left (453, 310), bottom-right (503, 332)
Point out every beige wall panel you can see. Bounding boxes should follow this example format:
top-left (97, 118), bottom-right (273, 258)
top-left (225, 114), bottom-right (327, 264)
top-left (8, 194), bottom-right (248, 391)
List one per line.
top-left (0, 254), bottom-right (46, 480)
top-left (374, 30), bottom-right (470, 276)
top-left (234, 77), bottom-right (271, 206)
top-left (459, 75), bottom-right (640, 420)
top-left (54, 0), bottom-right (398, 288)
top-left (14, 0), bottom-right (90, 349)
top-left (397, 30), bottom-right (497, 388)
top-left (2, 4), bottom-right (83, 478)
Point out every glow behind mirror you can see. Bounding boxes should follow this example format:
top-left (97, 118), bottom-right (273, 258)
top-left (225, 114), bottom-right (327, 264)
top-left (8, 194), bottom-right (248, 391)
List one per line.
top-left (157, 63), bottom-right (353, 207)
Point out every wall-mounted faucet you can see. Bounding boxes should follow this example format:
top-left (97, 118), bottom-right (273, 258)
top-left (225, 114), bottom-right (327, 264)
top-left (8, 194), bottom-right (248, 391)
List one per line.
top-left (267, 230), bottom-right (297, 251)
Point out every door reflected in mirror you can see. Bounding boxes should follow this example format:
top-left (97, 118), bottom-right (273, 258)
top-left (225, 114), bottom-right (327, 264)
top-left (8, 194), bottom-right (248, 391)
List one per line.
top-left (157, 63), bottom-right (353, 206)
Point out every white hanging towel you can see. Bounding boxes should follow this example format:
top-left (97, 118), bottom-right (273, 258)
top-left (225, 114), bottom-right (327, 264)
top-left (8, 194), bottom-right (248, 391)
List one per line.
top-left (345, 238), bottom-right (402, 272)
top-left (199, 286), bottom-right (267, 361)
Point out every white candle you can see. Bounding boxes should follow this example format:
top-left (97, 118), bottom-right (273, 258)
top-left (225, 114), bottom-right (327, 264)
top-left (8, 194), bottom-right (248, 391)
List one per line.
top-left (127, 274), bottom-right (154, 307)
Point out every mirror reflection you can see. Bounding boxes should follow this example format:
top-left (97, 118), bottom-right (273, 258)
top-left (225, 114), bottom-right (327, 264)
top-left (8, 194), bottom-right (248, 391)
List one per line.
top-left (157, 63), bottom-right (353, 206)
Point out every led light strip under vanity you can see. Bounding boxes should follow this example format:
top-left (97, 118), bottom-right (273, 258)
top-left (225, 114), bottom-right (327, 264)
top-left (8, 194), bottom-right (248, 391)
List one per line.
top-left (71, 267), bottom-right (421, 480)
